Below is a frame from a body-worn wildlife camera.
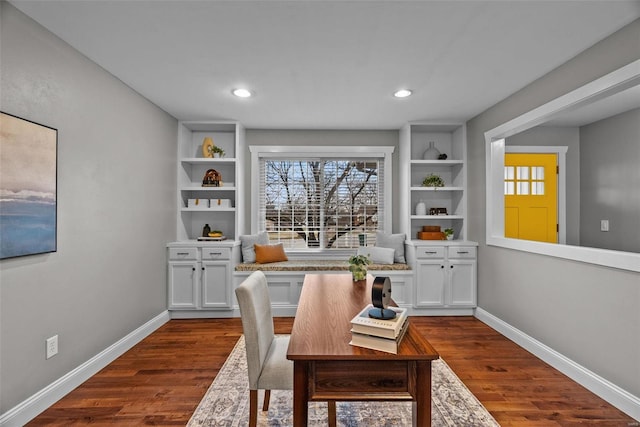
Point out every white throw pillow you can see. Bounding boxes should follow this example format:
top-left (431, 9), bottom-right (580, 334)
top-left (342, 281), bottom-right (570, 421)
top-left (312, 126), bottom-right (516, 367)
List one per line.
top-left (357, 246), bottom-right (395, 265)
top-left (239, 231), bottom-right (269, 263)
top-left (375, 231), bottom-right (406, 263)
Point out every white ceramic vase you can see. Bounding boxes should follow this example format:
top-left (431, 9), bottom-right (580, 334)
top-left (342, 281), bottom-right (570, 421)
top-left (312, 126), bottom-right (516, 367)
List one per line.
top-left (422, 141), bottom-right (440, 160)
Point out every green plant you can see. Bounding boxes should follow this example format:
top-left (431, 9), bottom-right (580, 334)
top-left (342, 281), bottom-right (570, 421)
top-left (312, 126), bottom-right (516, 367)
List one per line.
top-left (422, 174), bottom-right (444, 187)
top-left (207, 144), bottom-right (225, 157)
top-left (444, 228), bottom-right (454, 236)
top-left (348, 254), bottom-right (371, 266)
top-left (212, 145), bottom-right (225, 156)
top-left (349, 254), bottom-right (371, 281)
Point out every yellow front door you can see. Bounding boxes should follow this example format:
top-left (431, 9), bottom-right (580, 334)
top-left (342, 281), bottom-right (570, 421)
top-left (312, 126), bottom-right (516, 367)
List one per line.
top-left (504, 153), bottom-right (558, 243)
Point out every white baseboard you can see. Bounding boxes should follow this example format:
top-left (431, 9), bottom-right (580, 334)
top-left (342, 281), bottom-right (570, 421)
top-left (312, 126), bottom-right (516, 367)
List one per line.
top-left (0, 311), bottom-right (171, 427)
top-left (475, 307), bottom-right (640, 421)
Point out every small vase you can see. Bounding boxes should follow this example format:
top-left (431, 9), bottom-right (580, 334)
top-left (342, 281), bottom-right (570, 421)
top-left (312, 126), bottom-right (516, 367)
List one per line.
top-left (422, 141), bottom-right (441, 160)
top-left (415, 201), bottom-right (426, 216)
top-left (350, 266), bottom-right (367, 282)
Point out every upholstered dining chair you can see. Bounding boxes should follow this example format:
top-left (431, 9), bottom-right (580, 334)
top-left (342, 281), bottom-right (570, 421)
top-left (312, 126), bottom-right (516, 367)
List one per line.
top-left (235, 270), bottom-right (336, 427)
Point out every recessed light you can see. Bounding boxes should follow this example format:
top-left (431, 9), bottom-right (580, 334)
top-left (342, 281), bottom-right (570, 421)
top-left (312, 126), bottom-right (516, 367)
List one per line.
top-left (232, 88), bottom-right (253, 98)
top-left (394, 89), bottom-right (412, 98)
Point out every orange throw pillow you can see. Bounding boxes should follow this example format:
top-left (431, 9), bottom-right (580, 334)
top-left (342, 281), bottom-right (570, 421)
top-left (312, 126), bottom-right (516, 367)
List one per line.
top-left (254, 243), bottom-right (288, 264)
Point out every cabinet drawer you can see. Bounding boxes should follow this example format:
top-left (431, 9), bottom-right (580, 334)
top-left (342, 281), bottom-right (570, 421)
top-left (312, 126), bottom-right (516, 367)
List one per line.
top-left (202, 247), bottom-right (231, 260)
top-left (168, 247), bottom-right (197, 260)
top-left (447, 246), bottom-right (476, 259)
top-left (415, 247), bottom-right (445, 259)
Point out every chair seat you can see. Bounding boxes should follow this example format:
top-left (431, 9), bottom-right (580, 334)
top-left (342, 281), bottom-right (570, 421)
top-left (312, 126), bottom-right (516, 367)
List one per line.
top-left (256, 335), bottom-right (293, 391)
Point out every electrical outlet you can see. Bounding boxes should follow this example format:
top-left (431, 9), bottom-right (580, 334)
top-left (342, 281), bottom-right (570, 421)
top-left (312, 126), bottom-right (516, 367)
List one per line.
top-left (600, 220), bottom-right (609, 232)
top-left (46, 335), bottom-right (58, 359)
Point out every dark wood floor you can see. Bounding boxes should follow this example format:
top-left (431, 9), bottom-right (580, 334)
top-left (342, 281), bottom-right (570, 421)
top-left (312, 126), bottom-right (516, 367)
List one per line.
top-left (28, 317), bottom-right (635, 426)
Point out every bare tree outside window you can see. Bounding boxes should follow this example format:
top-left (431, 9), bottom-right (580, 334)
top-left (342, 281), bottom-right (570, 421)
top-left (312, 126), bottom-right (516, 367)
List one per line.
top-left (261, 159), bottom-right (381, 249)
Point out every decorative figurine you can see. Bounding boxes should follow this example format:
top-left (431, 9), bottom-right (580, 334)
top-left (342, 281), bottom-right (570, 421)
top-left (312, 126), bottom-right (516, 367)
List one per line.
top-left (202, 169), bottom-right (222, 187)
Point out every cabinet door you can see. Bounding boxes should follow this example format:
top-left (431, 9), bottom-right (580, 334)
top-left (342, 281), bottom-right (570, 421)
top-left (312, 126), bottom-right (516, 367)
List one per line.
top-left (168, 261), bottom-right (198, 309)
top-left (387, 275), bottom-right (412, 306)
top-left (415, 261), bottom-right (445, 307)
top-left (201, 261), bottom-right (232, 309)
top-left (448, 260), bottom-right (477, 307)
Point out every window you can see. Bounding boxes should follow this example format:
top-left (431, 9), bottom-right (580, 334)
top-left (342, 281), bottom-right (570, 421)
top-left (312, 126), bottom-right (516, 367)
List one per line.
top-left (250, 146), bottom-right (394, 251)
top-left (504, 165), bottom-right (545, 196)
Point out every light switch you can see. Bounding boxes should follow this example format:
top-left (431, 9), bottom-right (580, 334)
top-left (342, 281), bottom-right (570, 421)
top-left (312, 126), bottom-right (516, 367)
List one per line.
top-left (600, 220), bottom-right (609, 232)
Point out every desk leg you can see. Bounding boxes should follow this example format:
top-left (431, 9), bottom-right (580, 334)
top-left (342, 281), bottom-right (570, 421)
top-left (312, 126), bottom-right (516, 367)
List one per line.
top-left (414, 361), bottom-right (432, 427)
top-left (293, 361), bottom-right (309, 427)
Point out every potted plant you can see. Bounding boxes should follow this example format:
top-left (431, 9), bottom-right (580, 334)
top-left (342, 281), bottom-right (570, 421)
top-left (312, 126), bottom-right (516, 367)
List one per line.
top-left (422, 174), bottom-right (445, 188)
top-left (201, 137), bottom-right (225, 158)
top-left (209, 145), bottom-right (225, 157)
top-left (444, 228), bottom-right (454, 240)
top-left (348, 254), bottom-right (371, 282)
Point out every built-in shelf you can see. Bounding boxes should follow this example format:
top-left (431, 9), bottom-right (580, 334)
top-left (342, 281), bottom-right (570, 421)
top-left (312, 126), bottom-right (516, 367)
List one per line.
top-left (180, 207), bottom-right (236, 212)
top-left (176, 121), bottom-right (244, 241)
top-left (410, 160), bottom-right (464, 165)
top-left (400, 123), bottom-right (469, 241)
top-left (410, 215), bottom-right (465, 220)
top-left (410, 186), bottom-right (464, 192)
top-left (181, 158), bottom-right (237, 164)
top-left (180, 186), bottom-right (237, 191)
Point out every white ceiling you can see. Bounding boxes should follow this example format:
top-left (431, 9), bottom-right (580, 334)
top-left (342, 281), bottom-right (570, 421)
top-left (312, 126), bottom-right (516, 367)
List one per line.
top-left (10, 0), bottom-right (640, 129)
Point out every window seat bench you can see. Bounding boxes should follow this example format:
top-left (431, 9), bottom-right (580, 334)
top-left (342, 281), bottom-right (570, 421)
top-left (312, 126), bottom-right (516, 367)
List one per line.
top-left (233, 260), bottom-right (412, 316)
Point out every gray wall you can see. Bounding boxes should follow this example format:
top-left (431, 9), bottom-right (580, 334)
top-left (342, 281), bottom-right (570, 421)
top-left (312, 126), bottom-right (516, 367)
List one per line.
top-left (467, 17), bottom-right (640, 399)
top-left (0, 3), bottom-right (177, 413)
top-left (506, 126), bottom-right (581, 245)
top-left (243, 130), bottom-right (400, 235)
top-left (580, 108), bottom-right (640, 252)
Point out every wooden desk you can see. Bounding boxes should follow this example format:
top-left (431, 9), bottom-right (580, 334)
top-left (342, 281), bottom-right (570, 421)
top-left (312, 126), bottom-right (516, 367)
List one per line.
top-left (287, 274), bottom-right (439, 426)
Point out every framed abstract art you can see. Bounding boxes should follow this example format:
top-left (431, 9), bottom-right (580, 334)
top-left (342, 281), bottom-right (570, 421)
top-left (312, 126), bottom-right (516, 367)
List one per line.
top-left (0, 112), bottom-right (58, 259)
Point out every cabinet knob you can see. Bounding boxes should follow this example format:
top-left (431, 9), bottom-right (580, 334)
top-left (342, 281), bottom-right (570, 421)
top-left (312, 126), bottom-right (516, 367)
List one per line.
top-left (192, 267), bottom-right (196, 271)
top-left (202, 267), bottom-right (205, 271)
top-left (450, 265), bottom-right (454, 269)
top-left (440, 265), bottom-right (444, 269)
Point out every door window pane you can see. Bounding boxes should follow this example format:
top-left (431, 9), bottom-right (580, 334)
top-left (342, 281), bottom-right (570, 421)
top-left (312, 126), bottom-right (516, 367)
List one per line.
top-left (532, 166), bottom-right (544, 180)
top-left (517, 182), bottom-right (529, 195)
top-left (504, 166), bottom-right (514, 180)
top-left (505, 181), bottom-right (515, 195)
top-left (517, 166), bottom-right (529, 180)
top-left (532, 182), bottom-right (544, 195)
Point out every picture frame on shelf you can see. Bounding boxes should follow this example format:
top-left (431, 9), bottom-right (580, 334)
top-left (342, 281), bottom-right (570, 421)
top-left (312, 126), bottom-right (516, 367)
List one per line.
top-left (429, 207), bottom-right (448, 216)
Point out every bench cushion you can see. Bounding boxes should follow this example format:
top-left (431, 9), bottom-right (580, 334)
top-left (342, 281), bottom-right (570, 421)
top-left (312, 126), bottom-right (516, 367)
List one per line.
top-left (235, 259), bottom-right (410, 272)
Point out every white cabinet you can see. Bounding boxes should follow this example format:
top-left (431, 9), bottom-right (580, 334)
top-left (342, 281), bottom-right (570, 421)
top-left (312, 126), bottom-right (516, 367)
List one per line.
top-left (168, 261), bottom-right (198, 309)
top-left (399, 123), bottom-right (468, 241)
top-left (410, 243), bottom-right (477, 311)
top-left (201, 261), bottom-right (232, 308)
top-left (415, 260), bottom-right (446, 306)
top-left (177, 121), bottom-right (244, 241)
top-left (167, 242), bottom-right (240, 314)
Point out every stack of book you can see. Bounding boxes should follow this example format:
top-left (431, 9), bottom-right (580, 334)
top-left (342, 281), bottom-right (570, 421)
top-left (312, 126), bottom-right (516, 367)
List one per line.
top-left (349, 304), bottom-right (409, 354)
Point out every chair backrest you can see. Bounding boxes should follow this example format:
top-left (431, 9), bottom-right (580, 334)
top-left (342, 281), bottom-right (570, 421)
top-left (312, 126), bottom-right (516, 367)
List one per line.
top-left (235, 270), bottom-right (275, 389)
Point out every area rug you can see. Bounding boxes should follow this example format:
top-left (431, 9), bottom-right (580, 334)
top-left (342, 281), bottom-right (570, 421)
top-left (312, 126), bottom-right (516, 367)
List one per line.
top-left (188, 336), bottom-right (500, 426)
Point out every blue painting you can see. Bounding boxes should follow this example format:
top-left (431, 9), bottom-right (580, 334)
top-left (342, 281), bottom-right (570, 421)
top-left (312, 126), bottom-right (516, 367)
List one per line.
top-left (1, 112), bottom-right (57, 259)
